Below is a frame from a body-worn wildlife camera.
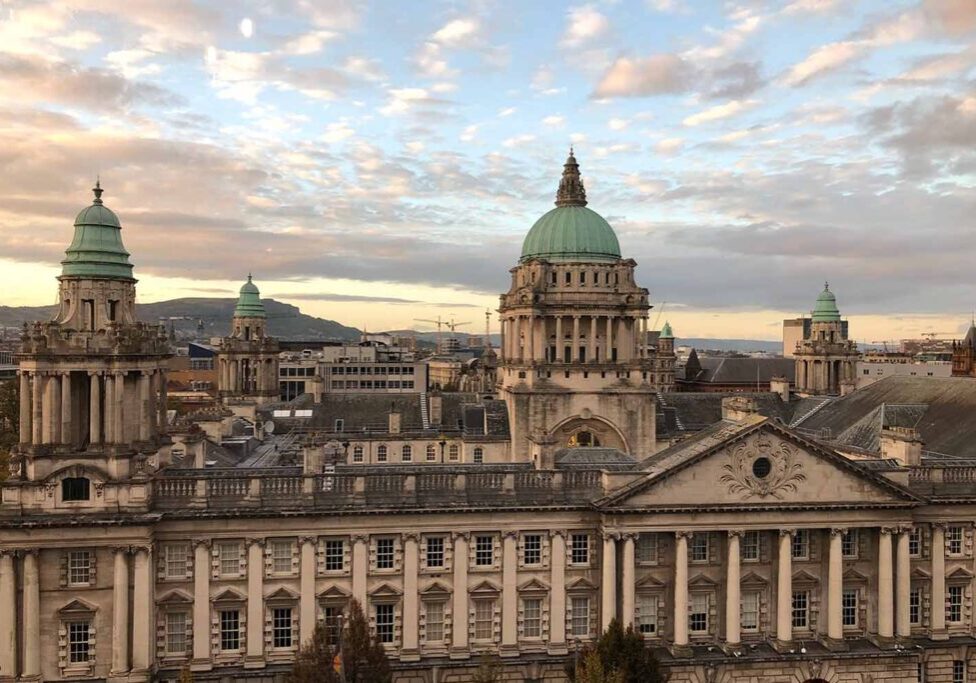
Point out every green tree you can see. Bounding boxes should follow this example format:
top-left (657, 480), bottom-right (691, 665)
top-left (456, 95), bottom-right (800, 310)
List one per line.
top-left (290, 622), bottom-right (339, 683)
top-left (0, 379), bottom-right (19, 482)
top-left (471, 654), bottom-right (502, 683)
top-left (566, 620), bottom-right (664, 683)
top-left (575, 651), bottom-right (624, 683)
top-left (341, 598), bottom-right (392, 683)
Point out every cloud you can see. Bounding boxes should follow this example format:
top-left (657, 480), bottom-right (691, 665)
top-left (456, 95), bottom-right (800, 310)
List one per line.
top-left (654, 137), bottom-right (684, 154)
top-left (281, 30), bottom-right (338, 55)
top-left (683, 99), bottom-right (759, 126)
top-left (432, 18), bottom-right (481, 46)
top-left (321, 122), bottom-right (355, 143)
top-left (562, 6), bottom-right (610, 47)
top-left (542, 115), bottom-right (565, 127)
top-left (922, 0), bottom-right (976, 36)
top-left (782, 41), bottom-right (862, 86)
top-left (593, 54), bottom-right (694, 98)
top-left (502, 134), bottom-right (536, 148)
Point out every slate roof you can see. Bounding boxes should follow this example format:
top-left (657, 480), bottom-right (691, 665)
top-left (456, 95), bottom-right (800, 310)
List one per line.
top-left (794, 376), bottom-right (976, 458)
top-left (656, 391), bottom-right (796, 437)
top-left (681, 357), bottom-right (796, 385)
top-left (554, 447), bottom-right (636, 470)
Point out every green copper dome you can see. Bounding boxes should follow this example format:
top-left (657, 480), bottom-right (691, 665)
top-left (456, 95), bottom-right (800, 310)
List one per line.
top-left (811, 282), bottom-right (841, 322)
top-left (234, 275), bottom-right (266, 318)
top-left (520, 151), bottom-right (621, 263)
top-left (60, 181), bottom-right (134, 280)
top-left (660, 321), bottom-right (674, 339)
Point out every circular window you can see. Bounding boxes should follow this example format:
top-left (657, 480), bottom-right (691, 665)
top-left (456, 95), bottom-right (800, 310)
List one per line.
top-left (752, 456), bottom-right (772, 479)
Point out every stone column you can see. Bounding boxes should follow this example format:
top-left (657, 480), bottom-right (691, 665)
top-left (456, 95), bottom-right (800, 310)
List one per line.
top-left (48, 372), bottom-right (61, 445)
top-left (606, 316), bottom-right (613, 362)
top-left (402, 533), bottom-right (420, 660)
top-left (30, 373), bottom-right (42, 445)
top-left (621, 534), bottom-right (636, 629)
top-left (299, 537), bottom-right (316, 648)
top-left (245, 539), bottom-right (264, 667)
top-left (555, 317), bottom-right (563, 363)
top-left (0, 550), bottom-right (16, 679)
top-left (931, 524), bottom-right (947, 638)
top-left (501, 531), bottom-right (518, 654)
top-left (549, 531), bottom-right (567, 654)
top-left (139, 372), bottom-right (151, 441)
top-left (726, 531), bottom-right (742, 647)
top-left (776, 530), bottom-right (794, 646)
top-left (132, 547), bottom-right (152, 672)
top-left (60, 371), bottom-right (72, 446)
top-left (158, 370), bottom-right (168, 431)
top-left (19, 371), bottom-right (30, 445)
top-left (103, 373), bottom-right (115, 443)
top-left (601, 533), bottom-right (617, 630)
top-left (192, 540), bottom-right (212, 669)
top-left (114, 372), bottom-right (125, 445)
top-left (827, 528), bottom-right (844, 642)
top-left (673, 531), bottom-right (690, 649)
top-left (878, 528), bottom-right (894, 640)
top-left (896, 527), bottom-right (911, 639)
top-left (351, 535), bottom-right (368, 608)
top-left (589, 317), bottom-right (597, 361)
top-left (22, 550), bottom-right (40, 679)
top-left (111, 548), bottom-right (130, 675)
top-left (572, 317), bottom-right (580, 362)
top-left (451, 532), bottom-right (470, 656)
top-left (89, 373), bottom-right (101, 445)
top-left (527, 315), bottom-right (535, 362)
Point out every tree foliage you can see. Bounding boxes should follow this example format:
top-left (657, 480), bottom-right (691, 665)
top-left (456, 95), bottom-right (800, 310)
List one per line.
top-left (565, 619), bottom-right (664, 683)
top-left (0, 379), bottom-right (18, 482)
top-left (289, 598), bottom-right (391, 683)
top-left (471, 654), bottom-right (503, 683)
top-left (290, 620), bottom-right (339, 683)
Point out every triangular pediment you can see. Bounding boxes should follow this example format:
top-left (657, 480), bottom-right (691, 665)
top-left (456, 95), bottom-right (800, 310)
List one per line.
top-left (518, 578), bottom-right (550, 593)
top-left (213, 587), bottom-right (247, 603)
top-left (599, 420), bottom-right (918, 510)
top-left (911, 567), bottom-right (931, 580)
top-left (740, 571), bottom-right (768, 587)
top-left (157, 589), bottom-right (193, 605)
top-left (948, 567), bottom-right (974, 581)
top-left (266, 586), bottom-right (299, 601)
top-left (567, 577), bottom-right (598, 592)
top-left (635, 574), bottom-right (666, 589)
top-left (421, 581), bottom-right (452, 596)
top-left (470, 580), bottom-right (502, 595)
top-left (792, 569), bottom-right (819, 585)
top-left (689, 574), bottom-right (718, 588)
top-left (317, 585), bottom-right (351, 600)
top-left (369, 582), bottom-right (402, 597)
top-left (843, 567), bottom-right (869, 582)
top-left (59, 598), bottom-right (97, 614)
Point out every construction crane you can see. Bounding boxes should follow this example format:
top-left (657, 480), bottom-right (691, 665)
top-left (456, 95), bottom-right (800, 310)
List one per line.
top-left (414, 316), bottom-right (471, 353)
top-left (871, 340), bottom-right (896, 353)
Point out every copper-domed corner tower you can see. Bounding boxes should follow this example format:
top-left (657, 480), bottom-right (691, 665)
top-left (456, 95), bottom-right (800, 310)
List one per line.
top-left (498, 151), bottom-right (674, 465)
top-left (12, 181), bottom-right (171, 487)
top-left (217, 275), bottom-right (279, 405)
top-left (793, 283), bottom-right (859, 396)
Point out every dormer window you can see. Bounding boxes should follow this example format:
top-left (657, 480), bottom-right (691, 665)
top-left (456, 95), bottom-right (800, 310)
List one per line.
top-left (62, 477), bottom-right (90, 502)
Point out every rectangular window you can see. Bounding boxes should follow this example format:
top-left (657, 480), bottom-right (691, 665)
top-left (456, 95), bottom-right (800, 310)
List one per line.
top-left (690, 534), bottom-right (709, 562)
top-left (375, 604), bottom-right (394, 644)
top-left (791, 591), bottom-right (809, 629)
top-left (741, 532), bottom-right (759, 561)
top-left (67, 621), bottom-right (91, 663)
top-left (948, 585), bottom-right (964, 623)
top-left (68, 551), bottom-right (91, 586)
top-left (636, 534), bottom-right (657, 564)
top-left (325, 540), bottom-right (344, 571)
top-left (474, 600), bottom-right (495, 641)
top-left (425, 602), bottom-right (444, 642)
top-left (271, 540), bottom-right (293, 574)
top-left (322, 606), bottom-right (343, 645)
top-left (947, 527), bottom-right (964, 556)
top-left (522, 598), bottom-right (542, 638)
top-left (689, 593), bottom-right (709, 633)
top-left (841, 530), bottom-right (858, 558)
top-left (425, 537), bottom-right (445, 568)
top-left (741, 592), bottom-right (759, 632)
top-left (791, 530), bottom-right (809, 560)
top-left (842, 589), bottom-right (858, 627)
top-left (636, 595), bottom-right (657, 635)
top-left (375, 538), bottom-right (395, 570)
top-left (909, 588), bottom-right (921, 626)
top-left (219, 610), bottom-right (241, 651)
top-left (164, 544), bottom-right (189, 579)
top-left (219, 542), bottom-right (242, 577)
top-left (909, 528), bottom-right (921, 558)
top-left (165, 612), bottom-right (187, 655)
top-left (953, 661), bottom-right (965, 683)
top-left (570, 534), bottom-right (589, 565)
top-left (571, 597), bottom-right (590, 637)
top-left (272, 607), bottom-right (293, 648)
top-left (475, 535), bottom-right (494, 566)
top-left (522, 534), bottom-right (542, 566)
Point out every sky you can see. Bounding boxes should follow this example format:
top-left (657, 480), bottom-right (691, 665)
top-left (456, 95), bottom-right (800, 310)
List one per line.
top-left (0, 0), bottom-right (974, 343)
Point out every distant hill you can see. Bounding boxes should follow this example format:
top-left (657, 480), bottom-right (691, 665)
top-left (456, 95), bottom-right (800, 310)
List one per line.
top-left (678, 338), bottom-right (781, 353)
top-left (0, 298), bottom-right (361, 341)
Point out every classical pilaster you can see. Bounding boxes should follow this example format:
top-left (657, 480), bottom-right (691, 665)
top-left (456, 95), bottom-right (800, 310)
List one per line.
top-left (48, 372), bottom-right (61, 445)
top-left (30, 372), bottom-right (42, 445)
top-left (527, 314), bottom-right (535, 362)
top-left (351, 535), bottom-right (368, 608)
top-left (60, 371), bottom-right (72, 446)
top-left (245, 538), bottom-right (265, 667)
top-left (572, 317), bottom-right (580, 362)
top-left (500, 531), bottom-right (518, 655)
top-left (113, 372), bottom-right (125, 445)
top-left (878, 528), bottom-right (894, 641)
top-left (132, 547), bottom-right (152, 672)
top-left (776, 529), bottom-right (794, 648)
top-left (191, 540), bottom-right (212, 670)
top-left (22, 550), bottom-right (40, 679)
top-left (589, 316), bottom-right (597, 361)
top-left (896, 527), bottom-right (911, 639)
top-left (18, 371), bottom-right (30, 445)
top-left (158, 371), bottom-right (168, 431)
top-left (89, 372), bottom-right (101, 445)
top-left (103, 372), bottom-right (115, 443)
top-left (138, 372), bottom-right (151, 441)
top-left (725, 531), bottom-right (742, 648)
top-left (621, 534), bottom-right (636, 629)
top-left (930, 524), bottom-right (947, 640)
top-left (299, 537), bottom-right (316, 648)
top-left (451, 532), bottom-right (470, 657)
top-left (827, 528), bottom-right (844, 644)
top-left (111, 548), bottom-right (131, 676)
top-left (555, 317), bottom-right (563, 362)
top-left (605, 316), bottom-right (613, 361)
top-left (0, 550), bottom-right (16, 679)
top-left (673, 531), bottom-right (690, 653)
top-left (601, 533), bottom-right (618, 631)
top-left (401, 533), bottom-right (420, 660)
top-left (549, 530), bottom-right (567, 654)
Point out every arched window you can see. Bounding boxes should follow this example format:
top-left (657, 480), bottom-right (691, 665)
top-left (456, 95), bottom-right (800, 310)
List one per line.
top-left (426, 444), bottom-right (437, 462)
top-left (448, 444), bottom-right (460, 461)
top-left (352, 445), bottom-right (364, 463)
top-left (401, 445), bottom-right (412, 462)
top-left (62, 477), bottom-right (90, 502)
top-left (473, 447), bottom-right (484, 464)
top-left (377, 445), bottom-right (388, 462)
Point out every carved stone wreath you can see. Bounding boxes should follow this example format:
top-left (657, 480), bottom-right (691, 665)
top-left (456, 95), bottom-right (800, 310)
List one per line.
top-left (720, 432), bottom-right (805, 499)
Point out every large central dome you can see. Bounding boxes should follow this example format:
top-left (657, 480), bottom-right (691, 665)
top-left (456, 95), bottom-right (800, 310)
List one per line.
top-left (519, 151), bottom-right (621, 263)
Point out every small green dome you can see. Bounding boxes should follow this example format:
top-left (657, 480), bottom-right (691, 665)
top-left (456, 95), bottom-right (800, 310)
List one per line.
top-left (60, 182), bottom-right (134, 280)
top-left (234, 275), bottom-right (266, 318)
top-left (812, 282), bottom-right (841, 322)
top-left (519, 150), bottom-right (621, 263)
top-left (660, 321), bottom-right (674, 339)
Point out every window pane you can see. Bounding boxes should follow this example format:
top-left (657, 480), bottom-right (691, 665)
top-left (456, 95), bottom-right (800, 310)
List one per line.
top-left (425, 602), bottom-right (444, 642)
top-left (166, 612), bottom-right (187, 654)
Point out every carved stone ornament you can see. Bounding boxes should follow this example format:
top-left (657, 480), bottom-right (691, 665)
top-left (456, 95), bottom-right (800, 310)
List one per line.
top-left (720, 432), bottom-right (806, 499)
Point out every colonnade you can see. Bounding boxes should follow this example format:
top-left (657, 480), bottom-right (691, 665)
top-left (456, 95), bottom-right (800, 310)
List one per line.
top-left (218, 357), bottom-right (276, 396)
top-left (499, 314), bottom-right (651, 365)
top-left (795, 358), bottom-right (856, 395)
top-left (18, 369), bottom-right (165, 447)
